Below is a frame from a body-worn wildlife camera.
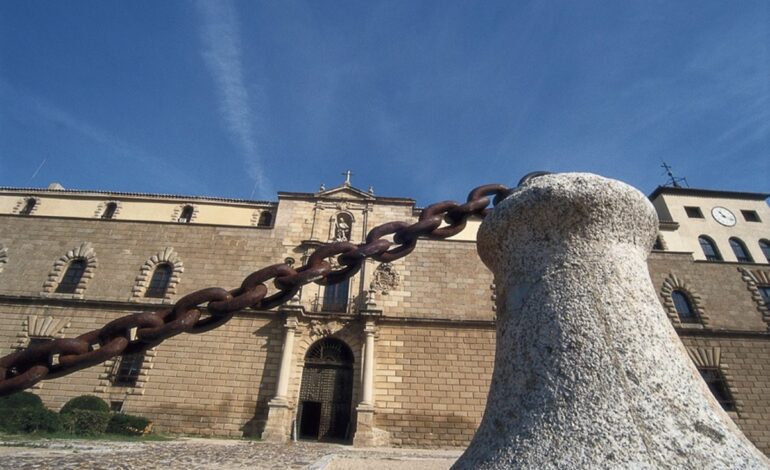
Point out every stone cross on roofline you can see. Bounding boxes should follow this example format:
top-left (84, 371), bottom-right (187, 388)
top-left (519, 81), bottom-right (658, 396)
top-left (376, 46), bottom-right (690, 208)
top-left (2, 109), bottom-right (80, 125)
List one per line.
top-left (342, 170), bottom-right (353, 186)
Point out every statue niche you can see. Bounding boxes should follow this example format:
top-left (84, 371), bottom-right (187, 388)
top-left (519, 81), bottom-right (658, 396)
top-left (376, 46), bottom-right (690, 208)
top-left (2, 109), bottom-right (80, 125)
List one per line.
top-left (331, 213), bottom-right (353, 242)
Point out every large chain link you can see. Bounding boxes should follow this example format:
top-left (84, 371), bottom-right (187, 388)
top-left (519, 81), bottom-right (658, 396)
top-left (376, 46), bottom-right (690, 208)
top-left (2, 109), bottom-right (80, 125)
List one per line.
top-left (0, 182), bottom-right (526, 396)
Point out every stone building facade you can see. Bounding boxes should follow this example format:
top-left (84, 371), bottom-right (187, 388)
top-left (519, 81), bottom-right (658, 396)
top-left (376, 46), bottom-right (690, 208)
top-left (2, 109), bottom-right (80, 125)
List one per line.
top-left (0, 179), bottom-right (768, 453)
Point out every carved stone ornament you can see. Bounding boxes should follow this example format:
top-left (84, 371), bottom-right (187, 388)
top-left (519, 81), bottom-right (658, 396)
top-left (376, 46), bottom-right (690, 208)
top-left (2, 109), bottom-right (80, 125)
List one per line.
top-left (15, 315), bottom-right (72, 349)
top-left (308, 319), bottom-right (348, 340)
top-left (370, 263), bottom-right (400, 294)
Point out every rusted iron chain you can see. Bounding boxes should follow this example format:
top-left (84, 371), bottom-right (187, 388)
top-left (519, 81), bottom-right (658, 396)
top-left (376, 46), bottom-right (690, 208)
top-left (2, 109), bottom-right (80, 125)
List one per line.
top-left (0, 182), bottom-right (521, 396)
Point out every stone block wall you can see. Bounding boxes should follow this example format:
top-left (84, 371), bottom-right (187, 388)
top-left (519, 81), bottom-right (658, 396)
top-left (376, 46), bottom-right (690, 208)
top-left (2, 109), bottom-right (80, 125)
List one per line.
top-left (374, 322), bottom-right (495, 446)
top-left (680, 333), bottom-right (770, 454)
top-left (648, 252), bottom-right (768, 331)
top-left (0, 300), bottom-right (283, 437)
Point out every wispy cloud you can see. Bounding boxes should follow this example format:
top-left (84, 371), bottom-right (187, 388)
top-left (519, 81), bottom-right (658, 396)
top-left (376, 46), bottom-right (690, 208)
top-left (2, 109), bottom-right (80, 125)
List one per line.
top-left (0, 79), bottom-right (207, 192)
top-left (194, 0), bottom-right (270, 199)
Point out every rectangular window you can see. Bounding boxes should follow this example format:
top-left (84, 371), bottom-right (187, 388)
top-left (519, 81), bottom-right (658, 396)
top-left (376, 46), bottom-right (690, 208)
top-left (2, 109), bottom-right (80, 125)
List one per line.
top-left (110, 401), bottom-right (124, 412)
top-left (323, 278), bottom-right (350, 313)
top-left (685, 206), bottom-right (704, 218)
top-left (741, 210), bottom-right (761, 222)
top-left (698, 368), bottom-right (736, 411)
top-left (111, 353), bottom-right (145, 387)
top-left (26, 337), bottom-right (52, 349)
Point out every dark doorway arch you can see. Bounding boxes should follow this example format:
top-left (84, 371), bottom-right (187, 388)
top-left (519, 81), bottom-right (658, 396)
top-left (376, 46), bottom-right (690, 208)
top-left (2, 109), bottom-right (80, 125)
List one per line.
top-left (298, 337), bottom-right (354, 442)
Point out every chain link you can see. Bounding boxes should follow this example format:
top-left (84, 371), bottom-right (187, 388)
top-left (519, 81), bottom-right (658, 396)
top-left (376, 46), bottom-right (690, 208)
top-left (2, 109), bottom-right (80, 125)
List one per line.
top-left (0, 181), bottom-right (522, 396)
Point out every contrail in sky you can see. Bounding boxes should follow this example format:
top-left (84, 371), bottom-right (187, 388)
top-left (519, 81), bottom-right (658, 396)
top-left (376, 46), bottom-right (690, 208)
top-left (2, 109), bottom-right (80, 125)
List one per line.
top-left (194, 0), bottom-right (270, 199)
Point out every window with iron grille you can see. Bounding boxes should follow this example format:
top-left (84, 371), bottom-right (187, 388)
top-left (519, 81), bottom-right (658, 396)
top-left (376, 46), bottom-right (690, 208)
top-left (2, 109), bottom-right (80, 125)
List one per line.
top-left (685, 206), bottom-right (704, 218)
top-left (671, 290), bottom-right (698, 323)
top-left (729, 238), bottom-right (753, 263)
top-left (55, 259), bottom-right (86, 294)
top-left (101, 202), bottom-right (118, 219)
top-left (111, 353), bottom-right (144, 387)
top-left (698, 367), bottom-right (736, 411)
top-left (257, 211), bottom-right (272, 227)
top-left (145, 263), bottom-right (172, 298)
top-left (698, 236), bottom-right (722, 261)
top-left (178, 205), bottom-right (193, 223)
top-left (19, 198), bottom-right (37, 215)
top-left (323, 278), bottom-right (349, 313)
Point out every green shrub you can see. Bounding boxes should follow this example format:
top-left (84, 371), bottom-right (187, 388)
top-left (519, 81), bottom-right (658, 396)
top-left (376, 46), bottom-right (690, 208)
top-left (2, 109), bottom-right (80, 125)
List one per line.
top-left (0, 407), bottom-right (61, 433)
top-left (60, 395), bottom-right (110, 415)
top-left (60, 409), bottom-right (111, 435)
top-left (0, 391), bottom-right (44, 411)
top-left (106, 413), bottom-right (152, 436)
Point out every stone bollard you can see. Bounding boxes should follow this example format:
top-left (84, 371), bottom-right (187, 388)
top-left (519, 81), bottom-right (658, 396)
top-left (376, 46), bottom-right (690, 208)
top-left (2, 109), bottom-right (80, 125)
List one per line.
top-left (453, 173), bottom-right (769, 469)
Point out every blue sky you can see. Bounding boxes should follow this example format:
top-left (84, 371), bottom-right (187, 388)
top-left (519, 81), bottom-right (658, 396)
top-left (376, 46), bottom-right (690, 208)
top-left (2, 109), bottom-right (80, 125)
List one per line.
top-left (0, 1), bottom-right (767, 205)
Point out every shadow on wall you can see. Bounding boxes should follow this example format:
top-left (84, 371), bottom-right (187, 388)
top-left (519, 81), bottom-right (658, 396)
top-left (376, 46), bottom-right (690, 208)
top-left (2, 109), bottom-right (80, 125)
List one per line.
top-left (242, 317), bottom-right (284, 437)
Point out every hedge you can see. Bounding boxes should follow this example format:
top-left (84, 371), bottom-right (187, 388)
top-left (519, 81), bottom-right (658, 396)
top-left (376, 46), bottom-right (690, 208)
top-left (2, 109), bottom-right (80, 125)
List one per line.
top-left (0, 391), bottom-right (44, 411)
top-left (107, 413), bottom-right (152, 436)
top-left (0, 407), bottom-right (61, 433)
top-left (60, 395), bottom-right (110, 415)
top-left (60, 409), bottom-right (111, 435)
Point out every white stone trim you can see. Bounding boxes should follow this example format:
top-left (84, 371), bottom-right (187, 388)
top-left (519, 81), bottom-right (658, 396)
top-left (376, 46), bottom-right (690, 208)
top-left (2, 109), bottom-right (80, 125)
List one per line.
top-left (12, 196), bottom-right (40, 215)
top-left (660, 273), bottom-right (710, 327)
top-left (251, 209), bottom-right (274, 227)
top-left (130, 247), bottom-right (184, 302)
top-left (41, 242), bottom-right (97, 297)
top-left (93, 200), bottom-right (123, 219)
top-left (14, 315), bottom-right (72, 350)
top-left (737, 267), bottom-right (770, 328)
top-left (171, 203), bottom-right (199, 223)
top-left (687, 347), bottom-right (721, 368)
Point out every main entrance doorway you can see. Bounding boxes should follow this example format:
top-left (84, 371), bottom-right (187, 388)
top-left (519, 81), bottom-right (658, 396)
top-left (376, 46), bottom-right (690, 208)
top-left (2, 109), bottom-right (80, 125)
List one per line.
top-left (298, 338), bottom-right (354, 441)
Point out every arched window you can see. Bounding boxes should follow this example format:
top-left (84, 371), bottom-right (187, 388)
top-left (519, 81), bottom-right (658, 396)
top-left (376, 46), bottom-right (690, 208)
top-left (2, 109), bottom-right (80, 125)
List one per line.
top-left (672, 290), bottom-right (698, 323)
top-left (178, 205), bottom-right (194, 224)
top-left (257, 211), bottom-right (272, 227)
top-left (759, 240), bottom-right (770, 263)
top-left (698, 236), bottom-right (722, 262)
top-left (19, 198), bottom-right (37, 215)
top-left (729, 237), bottom-right (753, 263)
top-left (56, 259), bottom-right (87, 294)
top-left (145, 263), bottom-right (172, 298)
top-left (101, 202), bottom-right (118, 220)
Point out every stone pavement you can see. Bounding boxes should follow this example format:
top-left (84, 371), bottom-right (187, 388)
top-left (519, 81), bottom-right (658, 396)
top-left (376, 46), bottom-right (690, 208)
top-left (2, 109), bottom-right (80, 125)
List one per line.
top-left (0, 438), bottom-right (461, 470)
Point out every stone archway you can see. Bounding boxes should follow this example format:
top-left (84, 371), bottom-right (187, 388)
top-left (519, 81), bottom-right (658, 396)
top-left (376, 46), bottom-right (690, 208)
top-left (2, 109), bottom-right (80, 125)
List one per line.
top-left (297, 337), bottom-right (354, 442)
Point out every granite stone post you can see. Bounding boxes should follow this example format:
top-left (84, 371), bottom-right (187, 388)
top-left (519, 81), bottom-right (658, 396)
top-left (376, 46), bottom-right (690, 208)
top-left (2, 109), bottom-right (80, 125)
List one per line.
top-left (454, 173), bottom-right (769, 469)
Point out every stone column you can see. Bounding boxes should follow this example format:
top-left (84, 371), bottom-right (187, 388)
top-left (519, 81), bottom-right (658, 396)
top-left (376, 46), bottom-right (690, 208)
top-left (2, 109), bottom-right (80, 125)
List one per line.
top-left (354, 307), bottom-right (382, 446)
top-left (262, 315), bottom-right (299, 442)
top-left (454, 173), bottom-right (769, 469)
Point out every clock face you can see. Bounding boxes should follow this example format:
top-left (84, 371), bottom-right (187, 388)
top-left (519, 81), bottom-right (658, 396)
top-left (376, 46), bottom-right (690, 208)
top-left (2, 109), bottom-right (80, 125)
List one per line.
top-left (711, 206), bottom-right (736, 227)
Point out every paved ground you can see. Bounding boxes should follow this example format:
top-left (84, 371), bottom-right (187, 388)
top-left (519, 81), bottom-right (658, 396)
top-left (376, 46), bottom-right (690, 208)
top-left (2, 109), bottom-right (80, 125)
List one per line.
top-left (0, 438), bottom-right (461, 470)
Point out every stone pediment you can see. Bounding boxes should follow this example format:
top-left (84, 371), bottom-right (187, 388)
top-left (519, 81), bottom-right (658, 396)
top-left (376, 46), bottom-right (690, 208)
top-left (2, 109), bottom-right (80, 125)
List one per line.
top-left (316, 185), bottom-right (374, 201)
